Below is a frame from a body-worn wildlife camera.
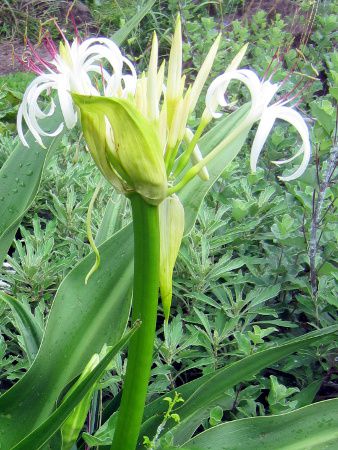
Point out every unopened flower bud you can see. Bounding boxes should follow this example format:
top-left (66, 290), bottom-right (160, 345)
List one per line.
top-left (159, 195), bottom-right (185, 321)
top-left (73, 93), bottom-right (168, 205)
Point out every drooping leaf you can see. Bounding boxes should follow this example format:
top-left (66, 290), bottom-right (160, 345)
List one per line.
top-left (111, 0), bottom-right (156, 46)
top-left (12, 323), bottom-right (139, 450)
top-left (179, 104), bottom-right (250, 234)
top-left (138, 325), bottom-right (338, 447)
top-left (0, 112), bottom-right (63, 265)
top-left (0, 224), bottom-right (133, 448)
top-left (181, 398), bottom-right (338, 450)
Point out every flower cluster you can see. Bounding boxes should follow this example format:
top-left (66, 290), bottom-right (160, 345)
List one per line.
top-left (17, 19), bottom-right (312, 318)
top-left (18, 18), bottom-right (311, 197)
top-left (18, 35), bottom-right (136, 148)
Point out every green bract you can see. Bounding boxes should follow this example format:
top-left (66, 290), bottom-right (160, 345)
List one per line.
top-left (73, 94), bottom-right (167, 205)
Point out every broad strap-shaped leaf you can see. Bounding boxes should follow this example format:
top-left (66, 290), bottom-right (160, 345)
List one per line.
top-left (0, 292), bottom-right (43, 364)
top-left (179, 104), bottom-right (250, 234)
top-left (95, 196), bottom-right (128, 246)
top-left (12, 323), bottom-right (139, 450)
top-left (181, 397), bottom-right (338, 449)
top-left (0, 224), bottom-right (133, 449)
top-left (138, 325), bottom-right (338, 446)
top-left (0, 111), bottom-right (63, 265)
top-left (0, 106), bottom-right (250, 447)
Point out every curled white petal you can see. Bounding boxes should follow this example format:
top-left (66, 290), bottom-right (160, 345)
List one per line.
top-left (57, 86), bottom-right (77, 129)
top-left (18, 75), bottom-right (61, 147)
top-left (250, 110), bottom-right (276, 173)
top-left (272, 148), bottom-right (304, 165)
top-left (206, 69), bottom-right (279, 121)
top-left (18, 35), bottom-right (138, 148)
top-left (17, 103), bottom-right (29, 147)
top-left (251, 105), bottom-right (311, 181)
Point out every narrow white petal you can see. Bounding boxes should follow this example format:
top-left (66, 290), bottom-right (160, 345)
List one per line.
top-left (206, 69), bottom-right (261, 119)
top-left (206, 69), bottom-right (279, 121)
top-left (274, 108), bottom-right (311, 181)
top-left (251, 105), bottom-right (311, 181)
top-left (17, 104), bottom-right (29, 147)
top-left (272, 148), bottom-right (304, 165)
top-left (57, 87), bottom-right (77, 129)
top-left (250, 110), bottom-right (276, 173)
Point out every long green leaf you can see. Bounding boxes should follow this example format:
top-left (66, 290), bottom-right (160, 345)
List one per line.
top-left (12, 323), bottom-right (140, 450)
top-left (0, 114), bottom-right (63, 264)
top-left (182, 398), bottom-right (338, 450)
top-left (179, 105), bottom-right (250, 234)
top-left (111, 0), bottom-right (156, 45)
top-left (0, 104), bottom-right (250, 447)
top-left (138, 326), bottom-right (338, 446)
top-left (0, 224), bottom-right (133, 448)
top-left (96, 196), bottom-right (128, 246)
top-left (0, 292), bottom-right (43, 363)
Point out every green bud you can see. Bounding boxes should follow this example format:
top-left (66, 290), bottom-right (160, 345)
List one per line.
top-left (72, 93), bottom-right (167, 205)
top-left (159, 195), bottom-right (185, 321)
top-left (61, 353), bottom-right (100, 450)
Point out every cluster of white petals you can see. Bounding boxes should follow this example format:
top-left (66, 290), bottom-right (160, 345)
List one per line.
top-left (17, 37), bottom-right (137, 147)
top-left (206, 69), bottom-right (311, 181)
top-left (17, 21), bottom-right (311, 184)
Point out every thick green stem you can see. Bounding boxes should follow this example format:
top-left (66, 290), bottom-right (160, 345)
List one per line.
top-left (111, 193), bottom-right (160, 450)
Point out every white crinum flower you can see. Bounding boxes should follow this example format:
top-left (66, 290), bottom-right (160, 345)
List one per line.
top-left (17, 37), bottom-right (137, 148)
top-left (206, 69), bottom-right (311, 181)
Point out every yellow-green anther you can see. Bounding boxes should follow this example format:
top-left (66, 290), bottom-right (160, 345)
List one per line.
top-left (189, 34), bottom-right (221, 114)
top-left (147, 32), bottom-right (159, 121)
top-left (184, 128), bottom-right (209, 181)
top-left (167, 15), bottom-right (182, 103)
top-left (159, 195), bottom-right (184, 321)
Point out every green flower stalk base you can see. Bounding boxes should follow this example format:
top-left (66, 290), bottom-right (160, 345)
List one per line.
top-left (111, 193), bottom-right (160, 450)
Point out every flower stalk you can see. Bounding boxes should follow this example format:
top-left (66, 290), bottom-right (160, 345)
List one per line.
top-left (111, 193), bottom-right (160, 450)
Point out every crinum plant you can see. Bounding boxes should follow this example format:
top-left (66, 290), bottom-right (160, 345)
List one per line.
top-left (3, 12), bottom-right (335, 450)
